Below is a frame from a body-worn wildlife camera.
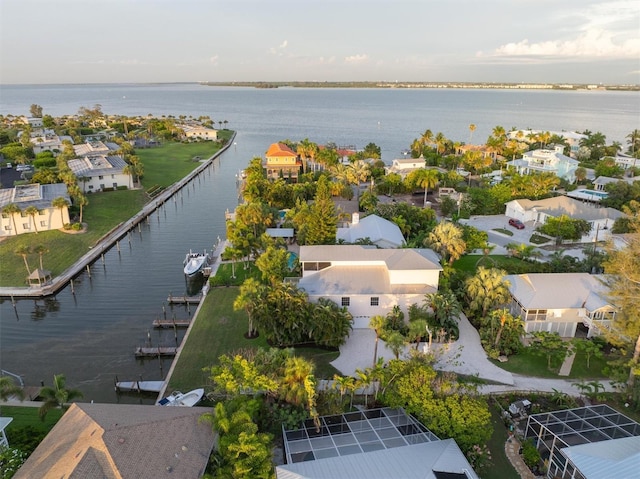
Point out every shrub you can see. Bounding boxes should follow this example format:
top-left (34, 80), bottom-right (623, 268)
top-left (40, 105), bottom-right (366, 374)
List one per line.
top-left (520, 439), bottom-right (541, 469)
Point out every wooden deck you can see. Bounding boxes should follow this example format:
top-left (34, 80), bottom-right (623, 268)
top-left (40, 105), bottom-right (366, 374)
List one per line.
top-left (166, 294), bottom-right (202, 305)
top-left (134, 346), bottom-right (178, 358)
top-left (152, 318), bottom-right (191, 329)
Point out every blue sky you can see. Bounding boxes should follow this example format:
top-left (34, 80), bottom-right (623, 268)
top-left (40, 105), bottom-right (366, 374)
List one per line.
top-left (1, 0), bottom-right (638, 85)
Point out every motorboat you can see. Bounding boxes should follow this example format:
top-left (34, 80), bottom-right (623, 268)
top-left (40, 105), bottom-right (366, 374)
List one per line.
top-left (156, 388), bottom-right (205, 407)
top-left (183, 250), bottom-right (209, 276)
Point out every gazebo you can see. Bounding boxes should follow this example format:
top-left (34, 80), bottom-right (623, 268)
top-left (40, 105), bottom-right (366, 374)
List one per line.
top-left (28, 268), bottom-right (52, 286)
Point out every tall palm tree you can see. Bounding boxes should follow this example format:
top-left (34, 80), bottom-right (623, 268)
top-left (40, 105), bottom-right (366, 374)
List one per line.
top-left (626, 129), bottom-right (640, 156)
top-left (24, 205), bottom-right (40, 234)
top-left (434, 132), bottom-right (447, 155)
top-left (2, 202), bottom-right (21, 235)
top-left (411, 168), bottom-right (440, 206)
top-left (420, 129), bottom-right (435, 149)
top-left (33, 244), bottom-right (49, 270)
top-left (347, 160), bottom-right (371, 206)
top-left (52, 196), bottom-right (70, 226)
top-left (38, 374), bottom-right (83, 420)
top-left (234, 278), bottom-right (266, 338)
top-left (15, 245), bottom-right (32, 276)
top-left (425, 221), bottom-right (466, 265)
top-left (369, 315), bottom-right (386, 366)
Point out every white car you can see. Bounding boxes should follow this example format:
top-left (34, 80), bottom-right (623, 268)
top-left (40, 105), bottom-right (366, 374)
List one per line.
top-left (5, 163), bottom-right (12, 168)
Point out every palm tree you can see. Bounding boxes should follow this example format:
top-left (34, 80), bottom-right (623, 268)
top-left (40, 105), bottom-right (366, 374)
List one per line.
top-left (52, 196), bottom-right (70, 226)
top-left (384, 331), bottom-right (406, 360)
top-left (409, 168), bottom-right (439, 206)
top-left (425, 221), bottom-right (466, 265)
top-left (420, 129), bottom-right (435, 149)
top-left (24, 205), bottom-right (40, 234)
top-left (15, 245), bottom-right (32, 276)
top-left (468, 123), bottom-right (476, 143)
top-left (2, 202), bottom-right (21, 235)
top-left (626, 129), bottom-right (640, 156)
top-left (465, 267), bottom-right (511, 318)
top-left (434, 132), bottom-right (447, 155)
top-left (369, 315), bottom-right (386, 366)
top-left (0, 376), bottom-right (24, 401)
top-left (38, 374), bottom-right (83, 420)
top-left (346, 160), bottom-right (371, 206)
top-left (33, 244), bottom-right (49, 270)
top-left (234, 278), bottom-right (266, 338)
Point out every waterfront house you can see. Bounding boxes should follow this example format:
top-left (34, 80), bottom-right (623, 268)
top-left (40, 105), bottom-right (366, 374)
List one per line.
top-left (506, 145), bottom-right (579, 182)
top-left (455, 143), bottom-right (498, 161)
top-left (507, 130), bottom-right (587, 158)
top-left (15, 403), bottom-right (214, 479)
top-left (383, 158), bottom-right (445, 179)
top-left (69, 141), bottom-right (131, 192)
top-left (0, 183), bottom-right (70, 237)
top-left (297, 245), bottom-right (442, 328)
top-left (600, 153), bottom-right (639, 171)
top-left (504, 196), bottom-right (625, 242)
top-left (504, 272), bottom-right (616, 338)
top-left (265, 142), bottom-right (302, 181)
top-left (336, 213), bottom-right (406, 248)
top-left (181, 124), bottom-right (218, 141)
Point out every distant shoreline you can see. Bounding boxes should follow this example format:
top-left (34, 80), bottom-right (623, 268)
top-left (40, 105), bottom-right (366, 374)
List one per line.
top-left (200, 81), bottom-right (639, 92)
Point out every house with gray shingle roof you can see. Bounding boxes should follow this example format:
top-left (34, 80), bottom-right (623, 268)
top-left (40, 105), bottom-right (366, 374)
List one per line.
top-left (504, 273), bottom-right (616, 338)
top-left (15, 402), bottom-right (215, 479)
top-left (69, 141), bottom-right (132, 192)
top-left (0, 183), bottom-right (71, 237)
top-left (297, 245), bottom-right (442, 328)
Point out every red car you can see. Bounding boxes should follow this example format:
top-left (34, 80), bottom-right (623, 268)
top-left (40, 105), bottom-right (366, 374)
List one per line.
top-left (508, 218), bottom-right (525, 230)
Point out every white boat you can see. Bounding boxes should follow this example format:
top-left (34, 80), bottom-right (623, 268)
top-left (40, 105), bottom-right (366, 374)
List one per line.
top-left (115, 380), bottom-right (165, 393)
top-left (183, 250), bottom-right (209, 276)
top-left (156, 388), bottom-right (205, 407)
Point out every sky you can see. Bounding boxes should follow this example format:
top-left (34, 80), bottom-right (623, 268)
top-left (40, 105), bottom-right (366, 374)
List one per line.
top-left (1, 0), bottom-right (639, 85)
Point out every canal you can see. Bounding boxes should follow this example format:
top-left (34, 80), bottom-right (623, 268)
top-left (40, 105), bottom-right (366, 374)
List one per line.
top-left (0, 145), bottom-right (244, 404)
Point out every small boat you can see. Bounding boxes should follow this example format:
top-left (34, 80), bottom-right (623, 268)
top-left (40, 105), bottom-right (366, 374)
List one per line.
top-left (156, 388), bottom-right (205, 407)
top-left (115, 380), bottom-right (165, 393)
top-left (183, 250), bottom-right (209, 276)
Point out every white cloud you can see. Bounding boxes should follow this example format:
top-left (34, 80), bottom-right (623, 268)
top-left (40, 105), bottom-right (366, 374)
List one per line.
top-left (269, 40), bottom-right (289, 56)
top-left (210, 55), bottom-right (219, 65)
top-left (279, 40), bottom-right (288, 49)
top-left (344, 54), bottom-right (369, 64)
top-left (487, 0), bottom-right (639, 60)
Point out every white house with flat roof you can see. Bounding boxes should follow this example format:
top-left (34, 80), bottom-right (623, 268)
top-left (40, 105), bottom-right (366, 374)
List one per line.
top-left (30, 134), bottom-right (74, 155)
top-left (297, 245), bottom-right (442, 327)
top-left (383, 158), bottom-right (446, 179)
top-left (600, 153), bottom-right (639, 170)
top-left (506, 145), bottom-right (579, 182)
top-left (0, 183), bottom-right (71, 237)
top-left (505, 196), bottom-right (625, 242)
top-left (507, 130), bottom-right (587, 157)
top-left (505, 273), bottom-right (615, 338)
top-left (181, 124), bottom-right (218, 141)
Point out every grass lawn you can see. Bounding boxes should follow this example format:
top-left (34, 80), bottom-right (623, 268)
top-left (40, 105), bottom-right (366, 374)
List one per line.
top-left (1, 405), bottom-right (63, 440)
top-left (168, 286), bottom-right (342, 393)
top-left (492, 347), bottom-right (608, 379)
top-left (452, 255), bottom-right (538, 274)
top-left (209, 261), bottom-right (261, 287)
top-left (483, 403), bottom-right (519, 479)
top-left (492, 228), bottom-right (513, 236)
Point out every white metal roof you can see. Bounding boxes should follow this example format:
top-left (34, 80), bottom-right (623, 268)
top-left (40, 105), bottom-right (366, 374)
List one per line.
top-left (336, 214), bottom-right (406, 248)
top-left (505, 273), bottom-right (611, 310)
top-left (561, 435), bottom-right (640, 478)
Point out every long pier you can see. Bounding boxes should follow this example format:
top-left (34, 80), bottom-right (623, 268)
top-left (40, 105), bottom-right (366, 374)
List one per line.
top-left (0, 132), bottom-right (235, 299)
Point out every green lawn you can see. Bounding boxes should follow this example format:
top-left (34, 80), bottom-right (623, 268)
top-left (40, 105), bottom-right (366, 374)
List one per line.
top-left (168, 286), bottom-right (342, 393)
top-left (0, 405), bottom-right (63, 442)
top-left (452, 255), bottom-right (539, 274)
top-left (0, 137), bottom-right (233, 287)
top-left (483, 404), bottom-right (519, 479)
top-left (492, 347), bottom-right (608, 379)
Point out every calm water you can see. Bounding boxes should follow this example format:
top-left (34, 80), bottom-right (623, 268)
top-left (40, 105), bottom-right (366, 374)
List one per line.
top-left (0, 84), bottom-right (638, 402)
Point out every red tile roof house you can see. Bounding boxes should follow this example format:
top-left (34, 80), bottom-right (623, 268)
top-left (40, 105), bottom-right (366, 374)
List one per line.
top-left (15, 403), bottom-right (215, 479)
top-left (264, 143), bottom-right (302, 181)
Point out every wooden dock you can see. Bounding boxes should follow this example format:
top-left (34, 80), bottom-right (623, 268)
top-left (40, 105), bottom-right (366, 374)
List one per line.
top-left (134, 346), bottom-right (178, 358)
top-left (166, 294), bottom-right (202, 305)
top-left (152, 318), bottom-right (191, 329)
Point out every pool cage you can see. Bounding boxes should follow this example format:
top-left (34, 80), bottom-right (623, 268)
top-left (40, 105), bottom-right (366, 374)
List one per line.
top-left (524, 404), bottom-right (640, 479)
top-left (282, 407), bottom-right (439, 464)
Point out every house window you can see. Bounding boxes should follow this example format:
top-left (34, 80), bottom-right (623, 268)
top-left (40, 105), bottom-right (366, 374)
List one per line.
top-left (370, 297), bottom-right (379, 306)
top-left (89, 185), bottom-right (94, 189)
top-left (4, 225), bottom-right (10, 231)
top-left (525, 309), bottom-right (548, 321)
top-left (113, 183), bottom-right (118, 189)
top-left (23, 223), bottom-right (29, 229)
top-left (40, 221), bottom-right (46, 227)
top-left (98, 175), bottom-right (104, 180)
top-left (20, 211), bottom-right (27, 217)
top-left (38, 210), bottom-right (45, 215)
top-left (341, 297), bottom-right (350, 307)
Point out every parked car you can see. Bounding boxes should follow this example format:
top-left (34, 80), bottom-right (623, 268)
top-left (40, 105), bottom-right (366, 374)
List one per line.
top-left (5, 163), bottom-right (12, 168)
top-left (508, 218), bottom-right (525, 230)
